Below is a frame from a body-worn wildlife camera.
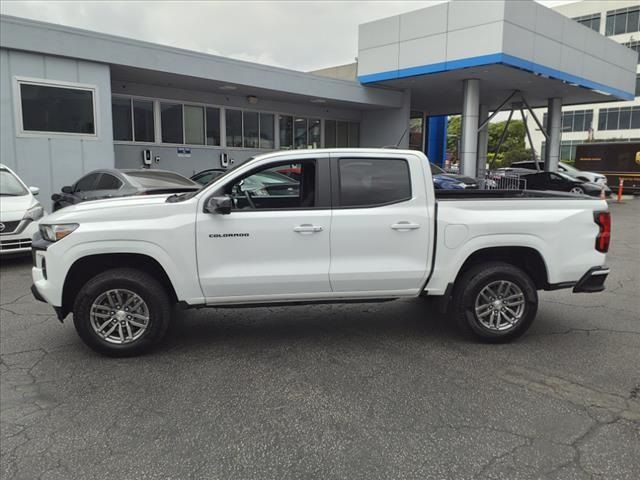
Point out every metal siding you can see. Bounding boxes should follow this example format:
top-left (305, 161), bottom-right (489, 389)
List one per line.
top-left (0, 49), bottom-right (114, 209)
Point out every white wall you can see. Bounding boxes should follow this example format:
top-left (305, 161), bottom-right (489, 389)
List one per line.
top-left (0, 48), bottom-right (115, 209)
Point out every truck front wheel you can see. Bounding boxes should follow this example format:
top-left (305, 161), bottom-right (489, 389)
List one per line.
top-left (72, 268), bottom-right (171, 356)
top-left (452, 262), bottom-right (538, 342)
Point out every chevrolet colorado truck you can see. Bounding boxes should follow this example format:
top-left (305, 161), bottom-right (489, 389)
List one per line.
top-left (31, 149), bottom-right (611, 356)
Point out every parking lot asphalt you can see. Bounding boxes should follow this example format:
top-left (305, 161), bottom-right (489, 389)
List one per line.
top-left (1, 200), bottom-right (639, 480)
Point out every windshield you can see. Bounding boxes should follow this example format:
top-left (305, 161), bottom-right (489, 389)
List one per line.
top-left (429, 163), bottom-right (446, 175)
top-left (559, 162), bottom-right (580, 174)
top-left (556, 171), bottom-right (579, 182)
top-left (124, 171), bottom-right (198, 188)
top-left (0, 169), bottom-right (28, 196)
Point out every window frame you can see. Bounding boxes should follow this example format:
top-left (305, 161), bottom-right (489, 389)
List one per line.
top-left (330, 156), bottom-right (413, 209)
top-left (14, 76), bottom-right (99, 139)
top-left (212, 157), bottom-right (331, 211)
top-left (110, 92), bottom-right (359, 150)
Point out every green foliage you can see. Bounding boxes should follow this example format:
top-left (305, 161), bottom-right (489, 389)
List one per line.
top-left (447, 115), bottom-right (536, 168)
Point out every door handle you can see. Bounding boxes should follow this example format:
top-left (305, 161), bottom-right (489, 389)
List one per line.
top-left (294, 224), bottom-right (323, 234)
top-left (391, 222), bottom-right (420, 231)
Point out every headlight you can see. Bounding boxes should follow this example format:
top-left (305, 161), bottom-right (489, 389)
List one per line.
top-left (40, 223), bottom-right (79, 242)
top-left (23, 203), bottom-right (45, 221)
top-left (457, 182), bottom-right (468, 189)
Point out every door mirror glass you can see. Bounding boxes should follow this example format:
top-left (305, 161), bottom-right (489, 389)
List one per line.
top-left (29, 186), bottom-right (40, 195)
top-left (205, 195), bottom-right (232, 214)
top-left (61, 186), bottom-right (73, 194)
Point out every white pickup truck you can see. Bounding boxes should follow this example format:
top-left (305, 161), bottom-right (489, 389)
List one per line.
top-left (31, 149), bottom-right (611, 356)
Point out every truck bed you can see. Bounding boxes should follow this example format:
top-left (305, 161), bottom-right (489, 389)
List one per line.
top-left (435, 189), bottom-right (592, 200)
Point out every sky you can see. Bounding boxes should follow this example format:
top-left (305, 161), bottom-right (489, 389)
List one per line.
top-left (1, 0), bottom-right (576, 72)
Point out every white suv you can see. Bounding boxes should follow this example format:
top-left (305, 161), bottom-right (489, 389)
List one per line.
top-left (0, 164), bottom-right (46, 255)
top-left (511, 161), bottom-right (607, 185)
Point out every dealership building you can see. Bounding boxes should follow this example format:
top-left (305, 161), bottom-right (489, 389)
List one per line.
top-left (0, 0), bottom-right (637, 206)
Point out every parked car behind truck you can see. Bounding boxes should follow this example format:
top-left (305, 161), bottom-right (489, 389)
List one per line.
top-left (0, 164), bottom-right (45, 255)
top-left (31, 149), bottom-right (611, 356)
top-left (52, 169), bottom-right (200, 211)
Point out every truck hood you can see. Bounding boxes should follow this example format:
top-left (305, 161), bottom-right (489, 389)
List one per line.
top-left (43, 194), bottom-right (175, 223)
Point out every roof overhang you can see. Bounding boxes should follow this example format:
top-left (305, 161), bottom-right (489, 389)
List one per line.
top-left (0, 14), bottom-right (404, 110)
top-left (357, 0), bottom-right (637, 114)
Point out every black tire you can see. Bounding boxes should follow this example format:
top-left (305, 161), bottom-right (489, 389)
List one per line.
top-left (452, 262), bottom-right (538, 343)
top-left (72, 268), bottom-right (171, 357)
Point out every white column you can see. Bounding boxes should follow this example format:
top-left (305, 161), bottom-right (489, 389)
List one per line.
top-left (477, 104), bottom-right (489, 183)
top-left (545, 97), bottom-right (562, 172)
top-left (460, 79), bottom-right (480, 177)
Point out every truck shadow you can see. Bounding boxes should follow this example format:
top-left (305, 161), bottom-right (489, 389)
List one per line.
top-left (161, 299), bottom-right (461, 352)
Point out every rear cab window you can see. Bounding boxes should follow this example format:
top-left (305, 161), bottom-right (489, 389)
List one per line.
top-left (336, 158), bottom-right (412, 208)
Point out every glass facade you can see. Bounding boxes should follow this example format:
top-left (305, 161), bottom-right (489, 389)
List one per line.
top-left (543, 110), bottom-right (594, 132)
top-left (598, 106), bottom-right (640, 131)
top-left (606, 6), bottom-right (640, 36)
top-left (573, 13), bottom-right (601, 32)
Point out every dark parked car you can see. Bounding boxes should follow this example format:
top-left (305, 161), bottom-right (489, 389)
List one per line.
top-left (430, 163), bottom-right (478, 189)
top-left (52, 169), bottom-right (200, 211)
top-left (190, 168), bottom-right (228, 186)
top-left (521, 171), bottom-right (611, 197)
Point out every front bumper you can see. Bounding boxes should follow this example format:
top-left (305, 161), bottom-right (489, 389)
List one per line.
top-left (573, 266), bottom-right (610, 293)
top-left (0, 220), bottom-right (38, 255)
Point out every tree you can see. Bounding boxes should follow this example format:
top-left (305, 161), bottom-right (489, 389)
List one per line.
top-left (447, 116), bottom-right (535, 168)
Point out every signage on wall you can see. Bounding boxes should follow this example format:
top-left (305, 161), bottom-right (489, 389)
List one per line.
top-left (177, 147), bottom-right (192, 157)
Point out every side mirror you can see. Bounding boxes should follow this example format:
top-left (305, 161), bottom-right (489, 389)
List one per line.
top-left (29, 186), bottom-right (40, 196)
top-left (51, 193), bottom-right (61, 202)
top-left (61, 186), bottom-right (73, 194)
top-left (204, 196), bottom-right (232, 215)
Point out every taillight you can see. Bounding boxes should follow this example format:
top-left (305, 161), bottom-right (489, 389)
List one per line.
top-left (594, 211), bottom-right (611, 253)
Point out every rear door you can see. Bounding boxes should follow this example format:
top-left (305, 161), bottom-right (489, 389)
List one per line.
top-left (329, 152), bottom-right (431, 294)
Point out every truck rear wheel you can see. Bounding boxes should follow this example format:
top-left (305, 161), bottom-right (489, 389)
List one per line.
top-left (452, 262), bottom-right (538, 342)
top-left (72, 268), bottom-right (171, 356)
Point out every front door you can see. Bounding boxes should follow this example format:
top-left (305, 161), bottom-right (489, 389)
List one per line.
top-left (196, 154), bottom-right (332, 301)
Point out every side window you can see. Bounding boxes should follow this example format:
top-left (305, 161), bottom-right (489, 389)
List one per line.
top-left (338, 158), bottom-right (411, 208)
top-left (74, 173), bottom-right (100, 192)
top-left (226, 161), bottom-right (316, 210)
top-left (95, 174), bottom-right (123, 190)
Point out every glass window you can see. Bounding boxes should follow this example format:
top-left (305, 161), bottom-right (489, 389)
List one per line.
top-left (338, 158), bottom-right (411, 207)
top-left (348, 122), bottom-right (360, 147)
top-left (161, 103), bottom-right (183, 144)
top-left (294, 117), bottom-right (307, 148)
top-left (585, 111), bottom-right (593, 131)
top-left (74, 173), bottom-right (100, 192)
top-left (336, 121), bottom-right (349, 147)
top-left (409, 111), bottom-right (424, 150)
top-left (95, 174), bottom-right (122, 190)
top-left (259, 113), bottom-right (275, 149)
top-left (243, 111), bottom-right (259, 148)
top-left (573, 111), bottom-right (585, 131)
top-left (631, 107), bottom-right (640, 129)
top-left (112, 97), bottom-right (132, 141)
top-left (20, 83), bottom-right (95, 134)
top-left (598, 110), bottom-right (607, 130)
top-left (226, 109), bottom-right (243, 148)
top-left (308, 119), bottom-right (321, 148)
top-left (133, 100), bottom-right (154, 142)
top-left (227, 161), bottom-right (316, 210)
top-left (636, 75), bottom-right (640, 96)
top-left (325, 120), bottom-right (336, 148)
top-left (607, 109), bottom-right (620, 130)
top-left (279, 115), bottom-right (293, 149)
top-left (0, 168), bottom-right (28, 196)
top-left (619, 107), bottom-right (632, 130)
top-left (606, 7), bottom-right (640, 36)
top-left (206, 107), bottom-right (220, 146)
top-left (184, 105), bottom-right (204, 145)
top-left (629, 9), bottom-right (640, 33)
top-left (574, 14), bottom-right (601, 32)
top-left (562, 114), bottom-right (573, 132)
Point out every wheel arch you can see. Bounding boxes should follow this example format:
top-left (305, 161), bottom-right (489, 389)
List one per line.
top-left (453, 246), bottom-right (549, 291)
top-left (61, 253), bottom-right (178, 319)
